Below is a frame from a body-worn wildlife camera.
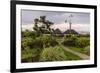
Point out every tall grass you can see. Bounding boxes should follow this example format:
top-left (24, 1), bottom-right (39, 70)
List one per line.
top-left (39, 46), bottom-right (81, 62)
top-left (39, 46), bottom-right (67, 61)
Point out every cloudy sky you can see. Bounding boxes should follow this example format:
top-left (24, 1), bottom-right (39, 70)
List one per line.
top-left (21, 10), bottom-right (90, 33)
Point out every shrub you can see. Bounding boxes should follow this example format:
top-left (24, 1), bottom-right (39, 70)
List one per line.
top-left (40, 35), bottom-right (58, 47)
top-left (62, 35), bottom-right (78, 47)
top-left (39, 46), bottom-right (67, 61)
top-left (21, 35), bottom-right (59, 50)
top-left (62, 35), bottom-right (90, 48)
top-left (21, 37), bottom-right (34, 50)
top-left (21, 48), bottom-right (41, 62)
top-left (76, 38), bottom-right (90, 48)
top-left (21, 31), bottom-right (40, 39)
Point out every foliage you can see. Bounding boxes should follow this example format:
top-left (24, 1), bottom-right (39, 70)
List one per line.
top-left (21, 31), bottom-right (40, 38)
top-left (62, 35), bottom-right (78, 47)
top-left (62, 35), bottom-right (90, 48)
top-left (33, 16), bottom-right (54, 34)
top-left (37, 35), bottom-right (58, 48)
top-left (76, 37), bottom-right (90, 48)
top-left (39, 46), bottom-right (81, 62)
top-left (39, 46), bottom-right (67, 61)
top-left (21, 48), bottom-right (42, 62)
top-left (21, 34), bottom-right (58, 50)
top-left (21, 37), bottom-right (34, 50)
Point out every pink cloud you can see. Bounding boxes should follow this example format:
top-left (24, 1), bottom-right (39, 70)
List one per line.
top-left (22, 23), bottom-right (90, 33)
top-left (51, 23), bottom-right (90, 33)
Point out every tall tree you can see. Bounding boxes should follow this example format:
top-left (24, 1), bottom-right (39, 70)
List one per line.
top-left (33, 16), bottom-right (54, 34)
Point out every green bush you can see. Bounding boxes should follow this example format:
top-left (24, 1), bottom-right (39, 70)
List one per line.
top-left (21, 35), bottom-right (58, 50)
top-left (40, 35), bottom-right (58, 47)
top-left (62, 35), bottom-right (78, 47)
top-left (62, 35), bottom-right (90, 48)
top-left (39, 46), bottom-right (67, 61)
top-left (21, 37), bottom-right (43, 50)
top-left (21, 48), bottom-right (41, 62)
top-left (21, 31), bottom-right (40, 39)
top-left (23, 37), bottom-right (43, 49)
top-left (21, 37), bottom-right (34, 50)
top-left (76, 38), bottom-right (90, 48)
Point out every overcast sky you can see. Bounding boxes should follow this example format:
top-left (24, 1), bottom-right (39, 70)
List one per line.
top-left (21, 10), bottom-right (90, 33)
top-left (21, 10), bottom-right (90, 25)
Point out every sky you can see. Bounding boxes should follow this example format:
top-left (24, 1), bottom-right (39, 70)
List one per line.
top-left (21, 10), bottom-right (90, 33)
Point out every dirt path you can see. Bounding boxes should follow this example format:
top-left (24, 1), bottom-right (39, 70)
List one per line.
top-left (60, 44), bottom-right (90, 60)
top-left (56, 37), bottom-right (90, 60)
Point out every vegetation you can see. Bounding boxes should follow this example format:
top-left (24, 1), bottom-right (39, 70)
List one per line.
top-left (39, 46), bottom-right (67, 61)
top-left (21, 16), bottom-right (90, 63)
top-left (40, 46), bottom-right (81, 62)
top-left (21, 48), bottom-right (41, 62)
top-left (69, 46), bottom-right (90, 56)
top-left (62, 35), bottom-right (90, 48)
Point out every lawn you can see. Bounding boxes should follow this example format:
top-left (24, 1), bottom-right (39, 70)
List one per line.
top-left (68, 46), bottom-right (90, 56)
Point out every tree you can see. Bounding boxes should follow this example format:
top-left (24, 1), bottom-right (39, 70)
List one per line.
top-left (33, 16), bottom-right (54, 34)
top-left (33, 16), bottom-right (55, 48)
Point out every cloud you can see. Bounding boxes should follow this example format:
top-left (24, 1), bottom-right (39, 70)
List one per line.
top-left (22, 24), bottom-right (34, 31)
top-left (51, 23), bottom-right (90, 33)
top-left (22, 23), bottom-right (90, 33)
top-left (22, 10), bottom-right (90, 25)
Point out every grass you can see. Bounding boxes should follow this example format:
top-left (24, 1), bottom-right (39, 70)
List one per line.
top-left (68, 46), bottom-right (90, 56)
top-left (39, 46), bottom-right (81, 62)
top-left (62, 48), bottom-right (81, 60)
top-left (39, 46), bottom-right (67, 61)
top-left (21, 46), bottom-right (82, 63)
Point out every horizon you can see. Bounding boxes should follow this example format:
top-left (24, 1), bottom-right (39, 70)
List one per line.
top-left (21, 23), bottom-right (90, 34)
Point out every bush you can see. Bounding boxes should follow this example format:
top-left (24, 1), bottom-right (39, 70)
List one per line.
top-left (21, 35), bottom-right (59, 50)
top-left (21, 37), bottom-right (34, 50)
top-left (21, 48), bottom-right (41, 62)
top-left (62, 35), bottom-right (78, 46)
top-left (40, 35), bottom-right (58, 47)
top-left (21, 31), bottom-right (40, 39)
top-left (62, 35), bottom-right (90, 48)
top-left (39, 46), bottom-right (67, 61)
top-left (76, 38), bottom-right (90, 48)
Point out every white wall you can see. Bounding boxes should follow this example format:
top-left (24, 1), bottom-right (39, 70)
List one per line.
top-left (0, 0), bottom-right (99, 73)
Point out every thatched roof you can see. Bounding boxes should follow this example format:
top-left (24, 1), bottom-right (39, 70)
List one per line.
top-left (54, 29), bottom-right (62, 34)
top-left (63, 29), bottom-right (78, 34)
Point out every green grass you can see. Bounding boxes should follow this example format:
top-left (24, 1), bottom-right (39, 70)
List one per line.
top-left (21, 46), bottom-right (81, 63)
top-left (62, 48), bottom-right (81, 60)
top-left (78, 37), bottom-right (90, 41)
top-left (68, 46), bottom-right (90, 56)
top-left (39, 46), bottom-right (67, 61)
top-left (39, 46), bottom-right (81, 62)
